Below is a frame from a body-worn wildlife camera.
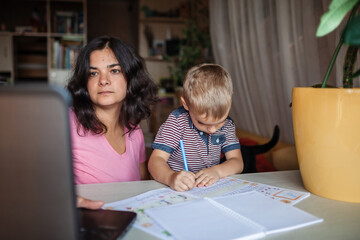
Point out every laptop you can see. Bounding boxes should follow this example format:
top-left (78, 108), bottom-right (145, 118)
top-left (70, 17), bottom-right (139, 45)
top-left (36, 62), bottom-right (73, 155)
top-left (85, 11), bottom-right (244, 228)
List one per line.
top-left (0, 84), bottom-right (136, 240)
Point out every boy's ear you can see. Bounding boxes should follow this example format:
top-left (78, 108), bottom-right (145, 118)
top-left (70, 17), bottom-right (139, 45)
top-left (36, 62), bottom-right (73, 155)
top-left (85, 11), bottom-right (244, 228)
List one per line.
top-left (181, 97), bottom-right (189, 111)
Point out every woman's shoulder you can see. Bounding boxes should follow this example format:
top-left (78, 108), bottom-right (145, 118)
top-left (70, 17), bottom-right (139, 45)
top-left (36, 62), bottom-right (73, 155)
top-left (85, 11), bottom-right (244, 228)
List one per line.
top-left (126, 125), bottom-right (145, 143)
top-left (68, 108), bottom-right (77, 126)
top-left (127, 125), bottom-right (143, 136)
top-left (68, 108), bottom-right (87, 136)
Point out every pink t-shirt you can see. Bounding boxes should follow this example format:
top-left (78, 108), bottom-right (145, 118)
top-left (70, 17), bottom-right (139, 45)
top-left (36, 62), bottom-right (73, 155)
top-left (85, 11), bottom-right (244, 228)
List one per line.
top-left (69, 110), bottom-right (146, 184)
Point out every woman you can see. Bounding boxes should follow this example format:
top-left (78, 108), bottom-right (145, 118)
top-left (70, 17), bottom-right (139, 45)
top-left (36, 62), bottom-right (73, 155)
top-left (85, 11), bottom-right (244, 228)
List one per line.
top-left (67, 36), bottom-right (157, 184)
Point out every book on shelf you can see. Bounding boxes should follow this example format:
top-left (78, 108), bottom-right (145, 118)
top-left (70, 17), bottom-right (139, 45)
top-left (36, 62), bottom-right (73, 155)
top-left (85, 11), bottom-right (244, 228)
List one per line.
top-left (53, 10), bottom-right (84, 34)
top-left (0, 75), bottom-right (11, 85)
top-left (77, 11), bottom-right (84, 34)
top-left (52, 39), bottom-right (82, 70)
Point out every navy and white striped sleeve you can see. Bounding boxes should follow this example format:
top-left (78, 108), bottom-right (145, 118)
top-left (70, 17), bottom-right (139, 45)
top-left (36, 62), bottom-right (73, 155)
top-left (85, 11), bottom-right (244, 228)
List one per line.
top-left (152, 113), bottom-right (182, 154)
top-left (221, 119), bottom-right (241, 153)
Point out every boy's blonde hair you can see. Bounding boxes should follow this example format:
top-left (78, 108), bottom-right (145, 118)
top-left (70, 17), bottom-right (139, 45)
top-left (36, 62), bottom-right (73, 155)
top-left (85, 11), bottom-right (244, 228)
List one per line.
top-left (183, 63), bottom-right (233, 119)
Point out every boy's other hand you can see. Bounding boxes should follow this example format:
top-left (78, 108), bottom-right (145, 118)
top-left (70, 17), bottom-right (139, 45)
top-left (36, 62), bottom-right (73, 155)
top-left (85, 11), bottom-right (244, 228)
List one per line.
top-left (170, 170), bottom-right (196, 192)
top-left (195, 168), bottom-right (220, 188)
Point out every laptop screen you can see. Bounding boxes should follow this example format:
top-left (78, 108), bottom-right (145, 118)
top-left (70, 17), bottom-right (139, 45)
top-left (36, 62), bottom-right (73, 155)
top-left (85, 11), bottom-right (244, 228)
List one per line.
top-left (0, 84), bottom-right (137, 240)
top-left (0, 84), bottom-right (79, 239)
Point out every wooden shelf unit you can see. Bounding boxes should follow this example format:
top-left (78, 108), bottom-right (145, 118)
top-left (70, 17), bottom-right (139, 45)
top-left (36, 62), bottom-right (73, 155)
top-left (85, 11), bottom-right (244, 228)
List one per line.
top-left (0, 32), bottom-right (13, 84)
top-left (0, 0), bottom-right (87, 85)
top-left (138, 0), bottom-right (187, 84)
top-left (138, 0), bottom-right (189, 149)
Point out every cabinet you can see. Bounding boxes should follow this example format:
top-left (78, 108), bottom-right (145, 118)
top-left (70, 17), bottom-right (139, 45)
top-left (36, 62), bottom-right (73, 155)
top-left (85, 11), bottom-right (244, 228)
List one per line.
top-left (0, 33), bottom-right (13, 84)
top-left (0, 0), bottom-right (87, 85)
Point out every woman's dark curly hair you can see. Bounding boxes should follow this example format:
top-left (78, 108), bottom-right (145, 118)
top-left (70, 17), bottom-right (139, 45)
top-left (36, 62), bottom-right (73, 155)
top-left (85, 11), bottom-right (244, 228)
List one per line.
top-left (67, 36), bottom-right (158, 135)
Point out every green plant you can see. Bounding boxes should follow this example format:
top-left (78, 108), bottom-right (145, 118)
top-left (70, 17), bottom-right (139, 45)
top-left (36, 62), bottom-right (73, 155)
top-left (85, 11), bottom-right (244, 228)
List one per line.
top-left (166, 20), bottom-right (210, 86)
top-left (165, 0), bottom-right (211, 87)
top-left (316, 0), bottom-right (360, 88)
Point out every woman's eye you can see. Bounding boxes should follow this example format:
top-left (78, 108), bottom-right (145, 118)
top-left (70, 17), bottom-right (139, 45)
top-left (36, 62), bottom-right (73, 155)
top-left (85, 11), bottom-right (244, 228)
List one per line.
top-left (89, 72), bottom-right (98, 77)
top-left (111, 69), bottom-right (121, 74)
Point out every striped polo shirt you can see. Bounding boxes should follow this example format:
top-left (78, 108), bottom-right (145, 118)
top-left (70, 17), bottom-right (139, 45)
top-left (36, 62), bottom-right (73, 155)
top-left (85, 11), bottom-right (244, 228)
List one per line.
top-left (152, 107), bottom-right (241, 173)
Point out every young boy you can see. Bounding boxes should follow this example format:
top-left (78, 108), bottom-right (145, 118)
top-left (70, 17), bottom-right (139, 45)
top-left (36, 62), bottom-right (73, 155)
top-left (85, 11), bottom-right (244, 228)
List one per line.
top-left (148, 64), bottom-right (244, 191)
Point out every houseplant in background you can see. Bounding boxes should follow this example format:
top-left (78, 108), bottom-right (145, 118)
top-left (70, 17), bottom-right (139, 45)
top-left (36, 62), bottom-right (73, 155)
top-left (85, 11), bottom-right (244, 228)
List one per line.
top-left (164, 0), bottom-right (211, 106)
top-left (167, 19), bottom-right (210, 87)
top-left (292, 0), bottom-right (360, 203)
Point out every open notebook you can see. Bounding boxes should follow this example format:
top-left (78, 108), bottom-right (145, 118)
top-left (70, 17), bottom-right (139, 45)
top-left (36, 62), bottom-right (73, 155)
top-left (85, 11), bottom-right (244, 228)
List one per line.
top-left (0, 84), bottom-right (136, 240)
top-left (145, 191), bottom-right (323, 240)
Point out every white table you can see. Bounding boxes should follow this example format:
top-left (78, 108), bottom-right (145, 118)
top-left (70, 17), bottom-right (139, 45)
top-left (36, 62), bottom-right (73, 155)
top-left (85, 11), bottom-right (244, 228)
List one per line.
top-left (77, 170), bottom-right (360, 239)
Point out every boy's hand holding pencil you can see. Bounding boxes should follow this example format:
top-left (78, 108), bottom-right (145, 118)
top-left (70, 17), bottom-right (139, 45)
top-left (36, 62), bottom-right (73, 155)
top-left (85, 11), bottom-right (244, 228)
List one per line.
top-left (168, 139), bottom-right (195, 191)
top-left (169, 170), bottom-right (196, 192)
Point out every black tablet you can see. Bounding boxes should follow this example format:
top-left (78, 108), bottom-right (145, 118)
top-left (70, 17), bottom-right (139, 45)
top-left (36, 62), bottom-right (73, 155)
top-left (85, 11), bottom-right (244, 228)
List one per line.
top-left (79, 209), bottom-right (137, 240)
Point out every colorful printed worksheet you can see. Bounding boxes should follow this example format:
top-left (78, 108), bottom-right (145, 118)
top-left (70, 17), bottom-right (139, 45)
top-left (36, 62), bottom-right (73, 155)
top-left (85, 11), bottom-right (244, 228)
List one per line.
top-left (186, 177), bottom-right (310, 205)
top-left (103, 177), bottom-right (310, 239)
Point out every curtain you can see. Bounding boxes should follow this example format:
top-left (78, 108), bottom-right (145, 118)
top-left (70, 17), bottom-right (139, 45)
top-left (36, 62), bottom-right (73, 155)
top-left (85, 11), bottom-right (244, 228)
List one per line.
top-left (209, 0), bottom-right (352, 143)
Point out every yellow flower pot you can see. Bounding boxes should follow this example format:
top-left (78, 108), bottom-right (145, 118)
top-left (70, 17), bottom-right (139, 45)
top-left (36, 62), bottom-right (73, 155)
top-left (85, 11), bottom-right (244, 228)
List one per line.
top-left (292, 87), bottom-right (360, 203)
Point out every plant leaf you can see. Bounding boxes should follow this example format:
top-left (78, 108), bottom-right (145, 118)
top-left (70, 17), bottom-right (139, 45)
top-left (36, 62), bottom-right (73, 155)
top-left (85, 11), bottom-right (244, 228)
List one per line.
top-left (343, 15), bottom-right (360, 45)
top-left (316, 0), bottom-right (358, 37)
top-left (351, 68), bottom-right (360, 78)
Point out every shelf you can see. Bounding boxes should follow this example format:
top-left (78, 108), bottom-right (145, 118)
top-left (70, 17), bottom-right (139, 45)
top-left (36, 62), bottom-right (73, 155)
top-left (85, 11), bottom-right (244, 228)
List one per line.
top-left (14, 37), bottom-right (47, 53)
top-left (139, 0), bottom-right (187, 138)
top-left (17, 54), bottom-right (47, 64)
top-left (0, 0), bottom-right (87, 83)
top-left (12, 32), bottom-right (48, 38)
top-left (140, 17), bottom-right (186, 24)
top-left (144, 56), bottom-right (178, 62)
top-left (2, 32), bottom-right (84, 39)
top-left (144, 56), bottom-right (166, 62)
top-left (49, 33), bottom-right (84, 40)
top-left (51, 0), bottom-right (84, 2)
top-left (17, 69), bottom-right (47, 78)
top-left (138, 0), bottom-right (186, 83)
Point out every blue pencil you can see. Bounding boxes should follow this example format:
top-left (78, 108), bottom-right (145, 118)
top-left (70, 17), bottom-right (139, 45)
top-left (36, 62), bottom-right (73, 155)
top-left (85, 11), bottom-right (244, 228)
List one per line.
top-left (179, 140), bottom-right (189, 171)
